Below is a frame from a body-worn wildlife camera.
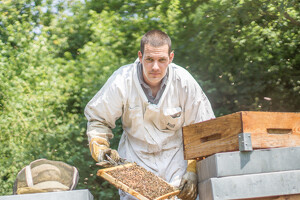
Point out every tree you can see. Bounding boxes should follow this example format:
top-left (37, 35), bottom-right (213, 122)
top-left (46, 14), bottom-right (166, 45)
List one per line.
top-left (173, 0), bottom-right (300, 115)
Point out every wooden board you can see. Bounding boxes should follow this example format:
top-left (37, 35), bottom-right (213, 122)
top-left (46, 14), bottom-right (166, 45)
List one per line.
top-left (183, 111), bottom-right (300, 160)
top-left (244, 112), bottom-right (300, 148)
top-left (97, 163), bottom-right (180, 200)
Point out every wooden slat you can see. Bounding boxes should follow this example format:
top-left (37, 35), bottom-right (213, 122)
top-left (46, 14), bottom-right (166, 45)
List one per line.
top-left (182, 112), bottom-right (242, 159)
top-left (242, 111), bottom-right (300, 134)
top-left (251, 133), bottom-right (300, 149)
top-left (242, 111), bottom-right (300, 149)
top-left (96, 162), bottom-right (134, 172)
top-left (155, 191), bottom-right (180, 200)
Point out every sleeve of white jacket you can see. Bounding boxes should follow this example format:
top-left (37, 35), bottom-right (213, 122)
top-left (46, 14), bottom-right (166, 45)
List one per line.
top-left (84, 72), bottom-right (125, 143)
top-left (182, 71), bottom-right (215, 126)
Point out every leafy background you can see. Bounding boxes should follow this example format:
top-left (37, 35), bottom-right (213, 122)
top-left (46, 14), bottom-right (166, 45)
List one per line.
top-left (0, 0), bottom-right (299, 199)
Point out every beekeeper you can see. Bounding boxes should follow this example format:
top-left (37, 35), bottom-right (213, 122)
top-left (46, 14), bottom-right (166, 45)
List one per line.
top-left (84, 30), bottom-right (215, 200)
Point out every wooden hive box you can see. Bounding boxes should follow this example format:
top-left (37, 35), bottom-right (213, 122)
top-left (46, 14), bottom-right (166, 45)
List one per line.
top-left (183, 111), bottom-right (300, 160)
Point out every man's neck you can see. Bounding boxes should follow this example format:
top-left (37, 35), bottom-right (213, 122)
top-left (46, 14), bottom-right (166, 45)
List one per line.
top-left (149, 83), bottom-right (161, 97)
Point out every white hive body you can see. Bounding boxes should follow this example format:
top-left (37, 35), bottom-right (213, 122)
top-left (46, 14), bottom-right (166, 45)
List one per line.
top-left (0, 190), bottom-right (94, 200)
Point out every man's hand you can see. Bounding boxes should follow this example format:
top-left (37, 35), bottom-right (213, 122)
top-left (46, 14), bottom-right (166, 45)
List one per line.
top-left (96, 148), bottom-right (120, 167)
top-left (178, 160), bottom-right (198, 200)
top-left (89, 137), bottom-right (120, 167)
top-left (178, 171), bottom-right (197, 200)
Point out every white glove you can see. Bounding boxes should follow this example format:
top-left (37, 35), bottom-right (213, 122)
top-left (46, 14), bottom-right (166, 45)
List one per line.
top-left (89, 137), bottom-right (120, 167)
top-left (178, 171), bottom-right (198, 200)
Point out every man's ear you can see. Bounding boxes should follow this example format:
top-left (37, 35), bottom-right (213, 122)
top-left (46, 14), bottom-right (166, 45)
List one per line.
top-left (138, 51), bottom-right (143, 63)
top-left (169, 50), bottom-right (174, 63)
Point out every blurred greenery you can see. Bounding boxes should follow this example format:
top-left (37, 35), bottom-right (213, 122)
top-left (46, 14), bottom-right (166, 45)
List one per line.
top-left (0, 0), bottom-right (299, 199)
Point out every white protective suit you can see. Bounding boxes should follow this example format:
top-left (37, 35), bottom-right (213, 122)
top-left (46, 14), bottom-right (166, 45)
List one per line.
top-left (84, 59), bottom-right (215, 199)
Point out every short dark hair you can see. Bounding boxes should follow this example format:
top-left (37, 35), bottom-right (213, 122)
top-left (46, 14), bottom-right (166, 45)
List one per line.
top-left (140, 30), bottom-right (172, 55)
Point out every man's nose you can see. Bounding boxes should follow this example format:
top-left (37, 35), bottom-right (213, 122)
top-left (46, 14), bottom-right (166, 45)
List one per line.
top-left (152, 61), bottom-right (159, 71)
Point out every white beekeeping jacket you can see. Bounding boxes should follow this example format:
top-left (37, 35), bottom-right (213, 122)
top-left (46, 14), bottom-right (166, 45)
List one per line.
top-left (84, 59), bottom-right (215, 189)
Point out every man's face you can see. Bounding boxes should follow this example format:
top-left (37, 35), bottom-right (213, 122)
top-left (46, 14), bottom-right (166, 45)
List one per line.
top-left (138, 44), bottom-right (174, 87)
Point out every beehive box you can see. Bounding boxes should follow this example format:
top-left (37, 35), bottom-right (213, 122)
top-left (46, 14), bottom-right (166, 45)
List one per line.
top-left (197, 146), bottom-right (300, 182)
top-left (97, 163), bottom-right (179, 200)
top-left (0, 190), bottom-right (93, 200)
top-left (198, 170), bottom-right (300, 200)
top-left (183, 111), bottom-right (300, 160)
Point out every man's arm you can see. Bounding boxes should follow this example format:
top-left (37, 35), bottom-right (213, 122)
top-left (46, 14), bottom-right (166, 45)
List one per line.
top-left (84, 74), bottom-right (125, 166)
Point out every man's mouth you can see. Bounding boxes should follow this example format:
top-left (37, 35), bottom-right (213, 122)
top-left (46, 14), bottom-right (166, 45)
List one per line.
top-left (150, 73), bottom-right (160, 76)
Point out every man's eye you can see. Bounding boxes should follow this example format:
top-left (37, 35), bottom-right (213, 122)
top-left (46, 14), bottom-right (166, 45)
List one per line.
top-left (159, 59), bottom-right (167, 62)
top-left (146, 58), bottom-right (153, 61)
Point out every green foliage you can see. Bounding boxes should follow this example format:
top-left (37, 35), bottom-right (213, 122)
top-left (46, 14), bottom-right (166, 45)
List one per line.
top-left (0, 0), bottom-right (299, 199)
top-left (173, 0), bottom-right (300, 115)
